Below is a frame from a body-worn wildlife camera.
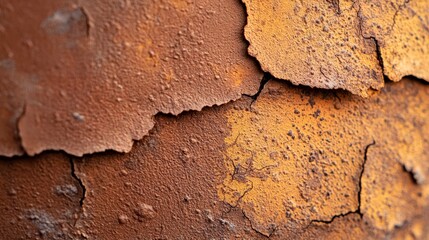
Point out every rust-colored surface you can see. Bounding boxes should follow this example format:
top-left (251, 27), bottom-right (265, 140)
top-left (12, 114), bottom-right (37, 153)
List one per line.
top-left (243, 0), bottom-right (428, 96)
top-left (359, 0), bottom-right (429, 81)
top-left (1, 1), bottom-right (429, 239)
top-left (1, 78), bottom-right (428, 239)
top-left (219, 78), bottom-right (429, 236)
top-left (0, 0), bottom-right (262, 157)
top-left (0, 153), bottom-right (82, 239)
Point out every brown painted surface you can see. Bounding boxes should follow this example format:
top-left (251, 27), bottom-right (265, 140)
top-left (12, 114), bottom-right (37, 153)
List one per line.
top-left (0, 153), bottom-right (82, 239)
top-left (1, 78), bottom-right (428, 239)
top-left (1, 1), bottom-right (428, 239)
top-left (0, 0), bottom-right (262, 157)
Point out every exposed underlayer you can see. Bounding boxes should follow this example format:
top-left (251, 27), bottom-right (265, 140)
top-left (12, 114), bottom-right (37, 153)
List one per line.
top-left (0, 0), bottom-right (427, 157)
top-left (1, 78), bottom-right (428, 239)
top-left (0, 0), bottom-right (428, 239)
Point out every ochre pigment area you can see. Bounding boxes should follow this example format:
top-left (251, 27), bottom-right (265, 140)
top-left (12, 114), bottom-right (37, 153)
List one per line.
top-left (1, 78), bottom-right (428, 239)
top-left (218, 78), bottom-right (429, 236)
top-left (243, 0), bottom-right (428, 96)
top-left (359, 0), bottom-right (429, 81)
top-left (243, 0), bottom-right (384, 96)
top-left (0, 0), bottom-right (428, 239)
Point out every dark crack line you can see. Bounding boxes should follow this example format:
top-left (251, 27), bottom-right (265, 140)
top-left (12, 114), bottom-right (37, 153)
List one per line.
top-left (306, 141), bottom-right (375, 227)
top-left (69, 157), bottom-right (86, 207)
top-left (16, 103), bottom-right (27, 155)
top-left (370, 37), bottom-right (388, 81)
top-left (354, 0), bottom-right (425, 84)
top-left (243, 72), bottom-right (272, 105)
top-left (356, 140), bottom-right (376, 216)
top-left (354, 1), bottom-right (391, 83)
top-left (388, 0), bottom-right (410, 35)
top-left (241, 208), bottom-right (276, 238)
top-left (307, 211), bottom-right (356, 226)
top-left (228, 180), bottom-right (254, 209)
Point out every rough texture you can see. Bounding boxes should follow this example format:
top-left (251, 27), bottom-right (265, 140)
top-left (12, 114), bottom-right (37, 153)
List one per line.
top-left (243, 0), bottom-right (384, 96)
top-left (359, 0), bottom-right (429, 81)
top-left (243, 0), bottom-right (428, 96)
top-left (0, 153), bottom-right (82, 239)
top-left (1, 0), bottom-right (428, 238)
top-left (1, 78), bottom-right (428, 239)
top-left (0, 0), bottom-right (262, 157)
top-left (219, 78), bottom-right (429, 235)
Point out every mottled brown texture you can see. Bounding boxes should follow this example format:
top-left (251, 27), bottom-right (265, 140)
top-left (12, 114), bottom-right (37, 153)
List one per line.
top-left (0, 153), bottom-right (82, 239)
top-left (0, 0), bottom-right (262, 157)
top-left (1, 78), bottom-right (428, 239)
top-left (72, 107), bottom-right (263, 239)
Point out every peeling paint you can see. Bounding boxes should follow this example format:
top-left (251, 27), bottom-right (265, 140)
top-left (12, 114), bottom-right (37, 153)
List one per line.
top-left (359, 0), bottom-right (429, 81)
top-left (242, 0), bottom-right (428, 96)
top-left (243, 0), bottom-right (384, 96)
top-left (0, 0), bottom-right (262, 157)
top-left (217, 78), bottom-right (429, 235)
top-left (0, 0), bottom-right (428, 238)
top-left (1, 78), bottom-right (428, 239)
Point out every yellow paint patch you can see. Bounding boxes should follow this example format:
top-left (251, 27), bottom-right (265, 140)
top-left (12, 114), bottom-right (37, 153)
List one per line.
top-left (217, 79), bottom-right (429, 235)
top-left (243, 0), bottom-right (384, 96)
top-left (136, 39), bottom-right (160, 72)
top-left (218, 81), bottom-right (367, 235)
top-left (359, 0), bottom-right (429, 81)
top-left (362, 146), bottom-right (427, 230)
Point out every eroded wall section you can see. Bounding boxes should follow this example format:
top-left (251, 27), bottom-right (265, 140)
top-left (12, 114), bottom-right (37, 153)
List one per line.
top-left (1, 78), bottom-right (428, 239)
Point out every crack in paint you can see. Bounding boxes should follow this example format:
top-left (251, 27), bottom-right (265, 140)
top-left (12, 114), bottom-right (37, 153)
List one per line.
top-left (356, 140), bottom-right (376, 217)
top-left (69, 157), bottom-right (86, 208)
top-left (16, 103), bottom-right (27, 155)
top-left (243, 72), bottom-right (272, 105)
top-left (242, 208), bottom-right (276, 238)
top-left (389, 0), bottom-right (411, 36)
top-left (371, 37), bottom-right (388, 81)
top-left (306, 140), bottom-right (376, 226)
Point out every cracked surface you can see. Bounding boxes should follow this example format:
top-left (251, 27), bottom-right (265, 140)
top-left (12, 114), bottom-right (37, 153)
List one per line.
top-left (243, 0), bottom-right (428, 96)
top-left (361, 145), bottom-right (428, 231)
top-left (0, 0), bottom-right (262, 157)
top-left (218, 78), bottom-right (429, 235)
top-left (1, 78), bottom-right (428, 239)
top-left (1, 1), bottom-right (428, 237)
top-left (359, 0), bottom-right (429, 81)
top-left (243, 0), bottom-right (384, 96)
top-left (0, 153), bottom-right (83, 239)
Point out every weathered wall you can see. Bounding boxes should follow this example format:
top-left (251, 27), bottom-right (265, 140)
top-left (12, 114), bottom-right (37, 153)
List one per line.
top-left (0, 0), bottom-right (428, 239)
